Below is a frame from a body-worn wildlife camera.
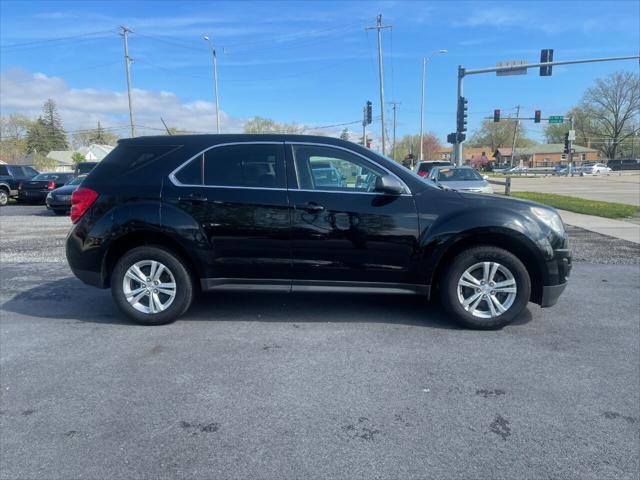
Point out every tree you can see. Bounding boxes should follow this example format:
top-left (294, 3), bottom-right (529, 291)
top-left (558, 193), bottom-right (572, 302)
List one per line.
top-left (544, 106), bottom-right (593, 145)
top-left (469, 119), bottom-right (535, 151)
top-left (339, 128), bottom-right (350, 141)
top-left (580, 71), bottom-right (639, 159)
top-left (243, 116), bottom-right (305, 133)
top-left (393, 133), bottom-right (443, 165)
top-left (40, 99), bottom-right (68, 150)
top-left (0, 114), bottom-right (33, 163)
top-left (72, 151), bottom-right (86, 166)
top-left (25, 99), bottom-right (68, 155)
top-left (72, 121), bottom-right (119, 148)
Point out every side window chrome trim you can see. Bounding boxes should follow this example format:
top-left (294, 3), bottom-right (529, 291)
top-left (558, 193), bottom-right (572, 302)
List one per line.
top-left (168, 141), bottom-right (285, 188)
top-left (285, 141), bottom-right (411, 195)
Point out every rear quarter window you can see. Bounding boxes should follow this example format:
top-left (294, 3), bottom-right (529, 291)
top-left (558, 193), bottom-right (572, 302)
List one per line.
top-left (0, 165), bottom-right (8, 176)
top-left (88, 144), bottom-right (182, 180)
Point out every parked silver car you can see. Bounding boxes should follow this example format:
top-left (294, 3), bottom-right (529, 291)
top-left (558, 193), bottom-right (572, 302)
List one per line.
top-left (427, 166), bottom-right (493, 194)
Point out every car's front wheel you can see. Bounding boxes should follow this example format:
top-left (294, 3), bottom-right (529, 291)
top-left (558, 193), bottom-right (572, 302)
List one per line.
top-left (0, 189), bottom-right (8, 206)
top-left (440, 246), bottom-right (531, 329)
top-left (111, 246), bottom-right (194, 325)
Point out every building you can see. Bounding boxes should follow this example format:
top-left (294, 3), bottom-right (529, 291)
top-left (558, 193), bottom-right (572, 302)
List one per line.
top-left (46, 144), bottom-right (115, 172)
top-left (494, 144), bottom-right (599, 167)
top-left (438, 144), bottom-right (599, 168)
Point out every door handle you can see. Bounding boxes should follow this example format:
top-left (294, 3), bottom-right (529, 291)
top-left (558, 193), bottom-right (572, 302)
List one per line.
top-left (179, 193), bottom-right (207, 204)
top-left (296, 202), bottom-right (325, 213)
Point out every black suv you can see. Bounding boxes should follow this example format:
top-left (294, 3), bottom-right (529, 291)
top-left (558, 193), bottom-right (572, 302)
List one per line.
top-left (66, 135), bottom-right (571, 329)
top-left (0, 164), bottom-right (39, 206)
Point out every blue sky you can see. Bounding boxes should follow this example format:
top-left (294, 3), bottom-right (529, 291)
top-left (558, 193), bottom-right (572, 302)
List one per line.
top-left (1, 0), bottom-right (638, 147)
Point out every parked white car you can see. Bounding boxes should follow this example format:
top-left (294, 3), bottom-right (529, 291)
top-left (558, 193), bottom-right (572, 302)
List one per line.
top-left (583, 163), bottom-right (612, 175)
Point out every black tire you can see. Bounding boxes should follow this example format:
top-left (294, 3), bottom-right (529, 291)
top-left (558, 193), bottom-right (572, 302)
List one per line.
top-left (0, 189), bottom-right (8, 207)
top-left (111, 246), bottom-right (194, 325)
top-left (439, 246), bottom-right (531, 330)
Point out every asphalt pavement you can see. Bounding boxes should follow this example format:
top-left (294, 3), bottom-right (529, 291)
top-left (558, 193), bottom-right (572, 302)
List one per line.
top-left (1, 205), bottom-right (639, 480)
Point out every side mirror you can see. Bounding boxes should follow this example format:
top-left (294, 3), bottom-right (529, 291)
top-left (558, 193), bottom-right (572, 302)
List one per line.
top-left (375, 174), bottom-right (404, 195)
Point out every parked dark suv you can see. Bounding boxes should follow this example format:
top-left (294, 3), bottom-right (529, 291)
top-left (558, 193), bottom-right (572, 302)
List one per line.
top-left (0, 164), bottom-right (39, 206)
top-left (66, 135), bottom-right (571, 329)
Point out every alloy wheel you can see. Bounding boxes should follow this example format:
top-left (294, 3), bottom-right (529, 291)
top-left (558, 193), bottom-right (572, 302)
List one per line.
top-left (122, 260), bottom-right (177, 314)
top-left (456, 261), bottom-right (517, 318)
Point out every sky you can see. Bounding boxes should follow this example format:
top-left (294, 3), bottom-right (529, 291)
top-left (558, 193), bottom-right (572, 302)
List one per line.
top-left (1, 0), bottom-right (638, 149)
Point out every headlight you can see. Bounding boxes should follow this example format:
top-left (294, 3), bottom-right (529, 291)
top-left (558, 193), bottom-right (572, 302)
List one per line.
top-left (531, 207), bottom-right (564, 235)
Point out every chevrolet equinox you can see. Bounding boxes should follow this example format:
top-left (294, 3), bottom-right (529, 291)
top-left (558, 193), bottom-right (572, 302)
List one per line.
top-left (66, 135), bottom-right (571, 329)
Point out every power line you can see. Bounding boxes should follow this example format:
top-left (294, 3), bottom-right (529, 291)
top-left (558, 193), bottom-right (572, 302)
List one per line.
top-left (0, 29), bottom-right (117, 50)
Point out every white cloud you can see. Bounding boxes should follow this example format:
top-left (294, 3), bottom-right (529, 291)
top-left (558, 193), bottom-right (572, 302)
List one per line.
top-left (0, 68), bottom-right (243, 135)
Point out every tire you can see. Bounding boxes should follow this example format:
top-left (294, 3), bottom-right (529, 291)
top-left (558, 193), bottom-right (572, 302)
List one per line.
top-left (111, 246), bottom-right (194, 325)
top-left (0, 189), bottom-right (8, 207)
top-left (439, 246), bottom-right (531, 330)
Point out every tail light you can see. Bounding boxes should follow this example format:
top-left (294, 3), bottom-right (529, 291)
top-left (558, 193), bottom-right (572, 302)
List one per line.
top-left (18, 182), bottom-right (23, 190)
top-left (417, 171), bottom-right (427, 177)
top-left (70, 188), bottom-right (98, 224)
top-left (47, 180), bottom-right (56, 190)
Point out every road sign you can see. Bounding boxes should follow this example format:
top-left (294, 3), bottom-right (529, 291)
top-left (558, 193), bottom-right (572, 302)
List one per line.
top-left (496, 60), bottom-right (528, 76)
top-left (548, 116), bottom-right (564, 124)
top-left (567, 130), bottom-right (576, 141)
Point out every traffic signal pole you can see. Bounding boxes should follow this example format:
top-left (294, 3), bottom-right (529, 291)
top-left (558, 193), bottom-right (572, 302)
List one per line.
top-left (452, 54), bottom-right (639, 167)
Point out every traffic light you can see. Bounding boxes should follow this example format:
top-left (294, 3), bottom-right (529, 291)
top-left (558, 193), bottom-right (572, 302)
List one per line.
top-left (493, 109), bottom-right (501, 123)
top-left (540, 49), bottom-right (554, 76)
top-left (534, 110), bottom-right (541, 123)
top-left (447, 132), bottom-right (466, 144)
top-left (457, 97), bottom-right (468, 132)
top-left (365, 101), bottom-right (373, 125)
top-left (563, 133), bottom-right (570, 154)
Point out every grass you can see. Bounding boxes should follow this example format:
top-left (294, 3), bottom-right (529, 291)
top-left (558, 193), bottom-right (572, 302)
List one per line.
top-left (510, 192), bottom-right (640, 219)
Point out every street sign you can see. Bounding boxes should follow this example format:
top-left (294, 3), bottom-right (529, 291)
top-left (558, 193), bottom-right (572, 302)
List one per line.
top-left (548, 116), bottom-right (564, 124)
top-left (496, 60), bottom-right (528, 76)
top-left (567, 130), bottom-right (576, 141)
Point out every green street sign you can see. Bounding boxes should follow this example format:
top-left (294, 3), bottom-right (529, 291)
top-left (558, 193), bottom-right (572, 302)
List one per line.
top-left (548, 116), bottom-right (564, 124)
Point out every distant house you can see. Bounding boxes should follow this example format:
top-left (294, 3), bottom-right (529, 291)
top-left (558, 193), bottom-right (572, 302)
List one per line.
top-left (494, 144), bottom-right (599, 167)
top-left (46, 144), bottom-right (115, 172)
top-left (439, 144), bottom-right (599, 168)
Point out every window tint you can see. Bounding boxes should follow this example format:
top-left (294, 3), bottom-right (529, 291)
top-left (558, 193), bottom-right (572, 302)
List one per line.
top-left (23, 166), bottom-right (38, 177)
top-left (8, 166), bottom-right (25, 177)
top-left (292, 145), bottom-right (383, 192)
top-left (175, 155), bottom-right (203, 184)
top-left (0, 165), bottom-right (8, 176)
top-left (203, 144), bottom-right (284, 188)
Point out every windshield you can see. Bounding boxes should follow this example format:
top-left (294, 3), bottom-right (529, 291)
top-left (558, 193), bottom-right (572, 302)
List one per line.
top-left (436, 168), bottom-right (483, 181)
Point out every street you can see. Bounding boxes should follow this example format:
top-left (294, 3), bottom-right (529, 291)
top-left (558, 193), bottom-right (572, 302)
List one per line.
top-left (1, 205), bottom-right (639, 479)
top-left (510, 173), bottom-right (640, 207)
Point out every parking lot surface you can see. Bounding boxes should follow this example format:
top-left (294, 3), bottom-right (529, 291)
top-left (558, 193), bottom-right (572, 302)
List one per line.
top-left (1, 205), bottom-right (639, 479)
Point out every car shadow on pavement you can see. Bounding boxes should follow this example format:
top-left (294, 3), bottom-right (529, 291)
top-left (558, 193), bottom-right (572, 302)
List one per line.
top-left (1, 277), bottom-right (532, 329)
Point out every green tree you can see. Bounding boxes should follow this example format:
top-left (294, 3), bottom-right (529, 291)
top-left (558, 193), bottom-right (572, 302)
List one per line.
top-left (71, 151), bottom-right (86, 166)
top-left (544, 106), bottom-right (593, 145)
top-left (41, 99), bottom-right (68, 150)
top-left (25, 118), bottom-right (51, 154)
top-left (469, 119), bottom-right (535, 151)
top-left (243, 116), bottom-right (305, 133)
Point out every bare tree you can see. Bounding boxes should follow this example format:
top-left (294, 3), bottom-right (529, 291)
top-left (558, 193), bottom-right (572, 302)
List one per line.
top-left (581, 71), bottom-right (639, 159)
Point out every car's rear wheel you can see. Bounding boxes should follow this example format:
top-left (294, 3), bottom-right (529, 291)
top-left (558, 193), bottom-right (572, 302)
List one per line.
top-left (440, 246), bottom-right (531, 329)
top-left (0, 189), bottom-right (8, 206)
top-left (111, 246), bottom-right (194, 325)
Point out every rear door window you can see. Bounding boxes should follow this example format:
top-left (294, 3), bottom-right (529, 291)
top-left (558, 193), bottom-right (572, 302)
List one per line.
top-left (0, 165), bottom-right (8, 176)
top-left (173, 143), bottom-right (285, 188)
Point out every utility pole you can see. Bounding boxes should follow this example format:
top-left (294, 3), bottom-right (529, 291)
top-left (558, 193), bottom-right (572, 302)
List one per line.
top-left (568, 116), bottom-right (574, 174)
top-left (509, 105), bottom-right (521, 169)
top-left (120, 26), bottom-right (135, 138)
top-left (390, 101), bottom-right (400, 161)
top-left (203, 36), bottom-right (221, 133)
top-left (366, 15), bottom-right (391, 156)
top-left (419, 50), bottom-right (447, 161)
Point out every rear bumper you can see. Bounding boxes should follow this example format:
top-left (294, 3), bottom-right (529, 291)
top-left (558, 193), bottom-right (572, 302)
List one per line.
top-left (18, 191), bottom-right (48, 202)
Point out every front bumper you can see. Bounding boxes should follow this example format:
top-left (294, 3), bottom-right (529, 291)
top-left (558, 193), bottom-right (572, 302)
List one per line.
top-left (46, 197), bottom-right (71, 210)
top-left (540, 282), bottom-right (568, 307)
